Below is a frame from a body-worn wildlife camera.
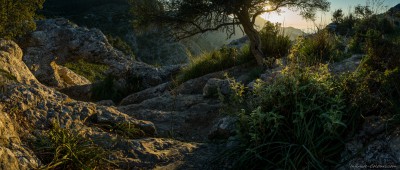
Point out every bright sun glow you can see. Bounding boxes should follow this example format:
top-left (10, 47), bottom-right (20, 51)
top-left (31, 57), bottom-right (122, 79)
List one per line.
top-left (260, 7), bottom-right (330, 32)
top-left (261, 12), bottom-right (286, 24)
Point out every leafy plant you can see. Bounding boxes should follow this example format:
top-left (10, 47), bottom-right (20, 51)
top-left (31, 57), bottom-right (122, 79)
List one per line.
top-left (223, 64), bottom-right (356, 169)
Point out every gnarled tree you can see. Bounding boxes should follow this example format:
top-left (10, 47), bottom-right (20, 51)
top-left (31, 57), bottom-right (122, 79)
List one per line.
top-left (132, 0), bottom-right (330, 66)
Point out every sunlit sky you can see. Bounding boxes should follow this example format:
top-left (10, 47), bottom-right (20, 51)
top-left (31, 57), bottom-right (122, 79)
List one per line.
top-left (261, 0), bottom-right (399, 32)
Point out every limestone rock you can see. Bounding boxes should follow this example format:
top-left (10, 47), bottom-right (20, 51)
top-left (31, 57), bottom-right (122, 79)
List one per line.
top-left (0, 37), bottom-right (222, 169)
top-left (119, 82), bottom-right (171, 106)
top-left (329, 54), bottom-right (363, 74)
top-left (339, 116), bottom-right (400, 169)
top-left (208, 116), bottom-right (237, 140)
top-left (119, 93), bottom-right (222, 141)
top-left (21, 18), bottom-right (181, 90)
top-left (96, 100), bottom-right (115, 106)
top-left (59, 84), bottom-right (92, 101)
top-left (0, 110), bottom-right (40, 170)
top-left (174, 72), bottom-right (225, 95)
top-left (57, 65), bottom-right (91, 87)
top-left (203, 78), bottom-right (231, 98)
top-left (0, 40), bottom-right (38, 85)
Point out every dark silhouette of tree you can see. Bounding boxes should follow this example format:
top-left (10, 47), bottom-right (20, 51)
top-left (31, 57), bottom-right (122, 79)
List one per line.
top-left (332, 9), bottom-right (344, 24)
top-left (0, 0), bottom-right (45, 39)
top-left (133, 0), bottom-right (330, 66)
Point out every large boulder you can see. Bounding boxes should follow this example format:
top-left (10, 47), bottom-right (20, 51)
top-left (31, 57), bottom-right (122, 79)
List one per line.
top-left (21, 18), bottom-right (181, 89)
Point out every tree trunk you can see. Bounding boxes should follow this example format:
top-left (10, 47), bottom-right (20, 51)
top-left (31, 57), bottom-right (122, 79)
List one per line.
top-left (236, 10), bottom-right (266, 66)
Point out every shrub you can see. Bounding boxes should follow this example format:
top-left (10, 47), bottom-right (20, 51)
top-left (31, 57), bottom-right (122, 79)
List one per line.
top-left (176, 45), bottom-right (253, 83)
top-left (289, 30), bottom-right (347, 66)
top-left (259, 22), bottom-right (291, 59)
top-left (64, 59), bottom-right (109, 82)
top-left (341, 68), bottom-right (400, 116)
top-left (106, 34), bottom-right (135, 59)
top-left (35, 121), bottom-right (113, 169)
top-left (336, 13), bottom-right (357, 36)
top-left (363, 29), bottom-right (400, 71)
top-left (341, 29), bottom-right (400, 115)
top-left (0, 0), bottom-right (45, 39)
top-left (223, 64), bottom-right (356, 169)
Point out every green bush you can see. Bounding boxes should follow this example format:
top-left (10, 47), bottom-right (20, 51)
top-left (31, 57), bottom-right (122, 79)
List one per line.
top-left (289, 30), bottom-right (347, 66)
top-left (35, 121), bottom-right (113, 169)
top-left (333, 5), bottom-right (396, 53)
top-left (363, 29), bottom-right (400, 71)
top-left (64, 59), bottom-right (109, 82)
top-left (106, 34), bottom-right (135, 59)
top-left (223, 65), bottom-right (356, 169)
top-left (259, 22), bottom-right (291, 59)
top-left (341, 29), bottom-right (400, 115)
top-left (176, 46), bottom-right (253, 83)
top-left (0, 0), bottom-right (45, 39)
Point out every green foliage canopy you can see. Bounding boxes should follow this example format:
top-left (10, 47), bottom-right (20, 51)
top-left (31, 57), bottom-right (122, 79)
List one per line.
top-left (0, 0), bottom-right (45, 39)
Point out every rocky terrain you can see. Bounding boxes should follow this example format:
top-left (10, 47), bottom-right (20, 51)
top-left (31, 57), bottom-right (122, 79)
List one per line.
top-left (1, 16), bottom-right (399, 169)
top-left (0, 18), bottom-right (237, 169)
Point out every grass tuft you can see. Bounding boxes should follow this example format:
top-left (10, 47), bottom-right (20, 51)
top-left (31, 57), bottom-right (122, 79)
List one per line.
top-left (64, 59), bottom-right (109, 82)
top-left (289, 30), bottom-right (348, 66)
top-left (35, 120), bottom-right (114, 170)
top-left (176, 45), bottom-right (253, 83)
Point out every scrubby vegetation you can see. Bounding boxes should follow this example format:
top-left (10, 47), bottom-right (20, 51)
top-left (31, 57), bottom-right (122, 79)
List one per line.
top-left (217, 3), bottom-right (400, 169)
top-left (289, 30), bottom-right (348, 66)
top-left (106, 34), bottom-right (135, 58)
top-left (177, 22), bottom-right (291, 83)
top-left (259, 22), bottom-right (291, 59)
top-left (34, 121), bottom-right (113, 169)
top-left (0, 0), bottom-right (45, 39)
top-left (223, 64), bottom-right (352, 169)
top-left (177, 46), bottom-right (253, 83)
top-left (64, 59), bottom-right (109, 82)
top-left (342, 28), bottom-right (400, 115)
